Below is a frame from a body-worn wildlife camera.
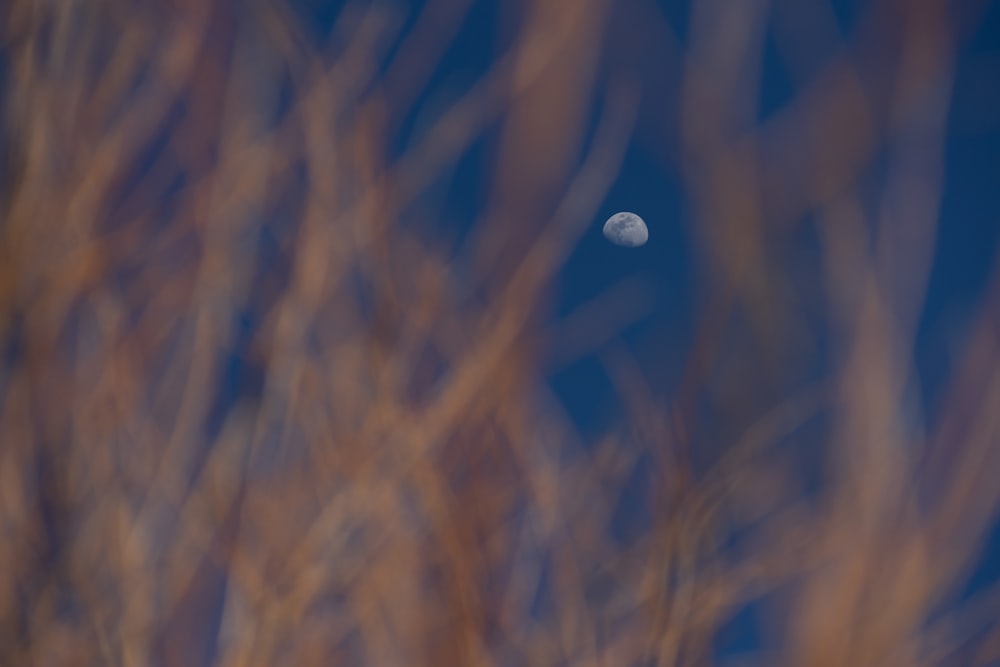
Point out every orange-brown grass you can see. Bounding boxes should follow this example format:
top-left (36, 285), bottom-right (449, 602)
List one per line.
top-left (1, 1), bottom-right (998, 666)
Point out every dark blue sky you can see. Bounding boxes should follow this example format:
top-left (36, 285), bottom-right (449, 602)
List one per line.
top-left (109, 0), bottom-right (1000, 660)
top-left (8, 0), bottom-right (997, 662)
top-left (327, 0), bottom-right (1000, 659)
top-left (313, 0), bottom-right (1000, 437)
top-left (332, 0), bottom-right (993, 625)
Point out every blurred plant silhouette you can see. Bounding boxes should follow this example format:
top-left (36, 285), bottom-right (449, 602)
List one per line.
top-left (1, 1), bottom-right (999, 666)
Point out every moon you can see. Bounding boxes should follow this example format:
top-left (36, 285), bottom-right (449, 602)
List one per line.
top-left (603, 212), bottom-right (648, 248)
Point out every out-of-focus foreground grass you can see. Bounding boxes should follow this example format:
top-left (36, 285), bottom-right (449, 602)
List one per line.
top-left (1, 1), bottom-right (999, 665)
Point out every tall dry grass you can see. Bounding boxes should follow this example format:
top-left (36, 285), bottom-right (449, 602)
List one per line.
top-left (1, 0), bottom-right (998, 666)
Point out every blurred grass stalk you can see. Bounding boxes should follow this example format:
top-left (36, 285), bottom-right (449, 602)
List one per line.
top-left (1, 0), bottom-right (999, 666)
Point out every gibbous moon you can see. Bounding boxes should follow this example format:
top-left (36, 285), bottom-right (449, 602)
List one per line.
top-left (603, 212), bottom-right (648, 247)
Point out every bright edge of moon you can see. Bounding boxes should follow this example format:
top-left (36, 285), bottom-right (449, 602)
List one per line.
top-left (603, 212), bottom-right (648, 248)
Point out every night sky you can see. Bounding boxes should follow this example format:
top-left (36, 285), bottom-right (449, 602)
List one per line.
top-left (289, 0), bottom-right (1000, 657)
top-left (297, 0), bottom-right (1000, 435)
top-left (292, 0), bottom-right (1000, 646)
